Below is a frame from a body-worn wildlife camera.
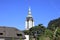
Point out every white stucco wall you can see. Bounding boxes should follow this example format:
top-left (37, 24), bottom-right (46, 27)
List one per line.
top-left (25, 20), bottom-right (34, 30)
top-left (29, 21), bottom-right (33, 28)
top-left (24, 35), bottom-right (29, 40)
top-left (25, 21), bottom-right (27, 30)
top-left (0, 39), bottom-right (5, 40)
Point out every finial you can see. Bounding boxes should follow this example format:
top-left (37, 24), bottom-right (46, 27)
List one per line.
top-left (28, 6), bottom-right (31, 15)
top-left (28, 6), bottom-right (31, 12)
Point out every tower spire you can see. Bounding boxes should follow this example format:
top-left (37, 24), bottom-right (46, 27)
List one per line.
top-left (27, 7), bottom-right (32, 17)
top-left (25, 6), bottom-right (34, 30)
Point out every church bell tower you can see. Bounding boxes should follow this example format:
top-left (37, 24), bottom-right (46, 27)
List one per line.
top-left (25, 7), bottom-right (34, 30)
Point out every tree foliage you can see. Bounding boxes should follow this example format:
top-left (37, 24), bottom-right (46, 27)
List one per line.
top-left (23, 17), bottom-right (60, 40)
top-left (55, 28), bottom-right (60, 40)
top-left (29, 24), bottom-right (46, 36)
top-left (47, 17), bottom-right (60, 40)
top-left (47, 18), bottom-right (60, 31)
top-left (44, 29), bottom-right (53, 38)
top-left (23, 30), bottom-right (29, 35)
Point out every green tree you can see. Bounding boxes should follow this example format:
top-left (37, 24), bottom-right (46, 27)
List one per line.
top-left (47, 18), bottom-right (60, 31)
top-left (44, 29), bottom-right (53, 39)
top-left (55, 28), bottom-right (60, 40)
top-left (29, 24), bottom-right (46, 40)
top-left (23, 30), bottom-right (29, 35)
top-left (29, 24), bottom-right (46, 35)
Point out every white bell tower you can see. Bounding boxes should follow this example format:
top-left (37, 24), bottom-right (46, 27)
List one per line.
top-left (25, 7), bottom-right (34, 30)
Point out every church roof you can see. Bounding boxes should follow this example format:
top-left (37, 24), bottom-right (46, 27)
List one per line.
top-left (0, 26), bottom-right (25, 39)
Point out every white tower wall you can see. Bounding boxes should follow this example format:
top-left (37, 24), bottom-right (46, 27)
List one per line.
top-left (25, 21), bottom-right (27, 30)
top-left (29, 20), bottom-right (33, 28)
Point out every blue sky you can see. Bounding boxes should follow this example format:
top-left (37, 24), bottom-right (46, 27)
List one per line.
top-left (0, 0), bottom-right (60, 30)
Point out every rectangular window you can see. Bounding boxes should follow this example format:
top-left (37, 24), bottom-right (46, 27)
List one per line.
top-left (17, 34), bottom-right (22, 36)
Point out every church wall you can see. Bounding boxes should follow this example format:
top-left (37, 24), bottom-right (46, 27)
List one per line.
top-left (24, 35), bottom-right (29, 40)
top-left (25, 21), bottom-right (27, 30)
top-left (29, 20), bottom-right (33, 28)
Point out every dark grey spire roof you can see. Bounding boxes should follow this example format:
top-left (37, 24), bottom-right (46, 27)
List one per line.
top-left (26, 17), bottom-right (33, 21)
